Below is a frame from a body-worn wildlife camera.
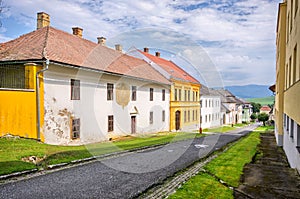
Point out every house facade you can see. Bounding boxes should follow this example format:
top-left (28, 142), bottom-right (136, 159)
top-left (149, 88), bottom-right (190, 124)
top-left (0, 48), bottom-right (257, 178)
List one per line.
top-left (200, 86), bottom-right (222, 129)
top-left (275, 0), bottom-right (300, 172)
top-left (137, 49), bottom-right (201, 132)
top-left (0, 12), bottom-right (171, 145)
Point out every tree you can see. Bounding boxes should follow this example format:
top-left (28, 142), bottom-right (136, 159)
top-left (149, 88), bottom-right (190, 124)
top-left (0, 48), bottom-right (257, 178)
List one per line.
top-left (250, 113), bottom-right (257, 121)
top-left (251, 102), bottom-right (262, 113)
top-left (257, 113), bottom-right (269, 126)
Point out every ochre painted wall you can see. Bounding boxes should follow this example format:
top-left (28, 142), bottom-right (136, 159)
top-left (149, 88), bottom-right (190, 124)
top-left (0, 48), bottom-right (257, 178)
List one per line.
top-left (169, 79), bottom-right (201, 131)
top-left (0, 64), bottom-right (44, 140)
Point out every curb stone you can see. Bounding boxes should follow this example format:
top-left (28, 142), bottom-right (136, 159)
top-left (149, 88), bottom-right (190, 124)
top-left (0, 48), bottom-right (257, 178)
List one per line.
top-left (0, 143), bottom-right (167, 181)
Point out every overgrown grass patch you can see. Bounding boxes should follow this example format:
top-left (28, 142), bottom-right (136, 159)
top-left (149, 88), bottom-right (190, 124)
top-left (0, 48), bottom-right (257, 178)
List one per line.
top-left (170, 129), bottom-right (263, 198)
top-left (204, 131), bottom-right (260, 187)
top-left (169, 173), bottom-right (233, 199)
top-left (0, 132), bottom-right (205, 176)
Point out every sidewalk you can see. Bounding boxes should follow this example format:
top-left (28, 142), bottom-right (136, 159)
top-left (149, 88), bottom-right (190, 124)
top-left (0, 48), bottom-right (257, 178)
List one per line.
top-left (234, 132), bottom-right (300, 198)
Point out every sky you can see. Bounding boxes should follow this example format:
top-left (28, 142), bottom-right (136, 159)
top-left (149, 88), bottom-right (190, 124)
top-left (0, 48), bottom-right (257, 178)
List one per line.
top-left (0, 0), bottom-right (281, 87)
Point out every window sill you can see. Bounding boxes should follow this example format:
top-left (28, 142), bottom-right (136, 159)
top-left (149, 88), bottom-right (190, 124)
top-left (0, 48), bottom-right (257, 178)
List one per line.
top-left (0, 88), bottom-right (35, 92)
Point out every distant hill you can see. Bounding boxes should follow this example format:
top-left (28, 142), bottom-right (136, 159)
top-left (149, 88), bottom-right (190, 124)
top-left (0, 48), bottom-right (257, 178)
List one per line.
top-left (246, 96), bottom-right (275, 105)
top-left (225, 84), bottom-right (273, 99)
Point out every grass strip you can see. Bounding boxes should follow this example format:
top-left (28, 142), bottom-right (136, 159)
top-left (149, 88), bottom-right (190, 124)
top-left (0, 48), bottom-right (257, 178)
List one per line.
top-left (0, 132), bottom-right (205, 176)
top-left (169, 127), bottom-right (265, 199)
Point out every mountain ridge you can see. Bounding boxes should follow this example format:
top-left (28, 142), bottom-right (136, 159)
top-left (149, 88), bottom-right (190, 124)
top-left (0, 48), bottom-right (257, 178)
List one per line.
top-left (224, 84), bottom-right (273, 99)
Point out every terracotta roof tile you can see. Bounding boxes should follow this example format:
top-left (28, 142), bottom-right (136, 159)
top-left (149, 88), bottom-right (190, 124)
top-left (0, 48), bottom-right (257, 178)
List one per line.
top-left (140, 51), bottom-right (200, 84)
top-left (0, 26), bottom-right (170, 85)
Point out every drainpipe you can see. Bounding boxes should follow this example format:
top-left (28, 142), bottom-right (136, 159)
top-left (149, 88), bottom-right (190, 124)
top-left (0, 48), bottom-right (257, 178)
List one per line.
top-left (36, 59), bottom-right (49, 140)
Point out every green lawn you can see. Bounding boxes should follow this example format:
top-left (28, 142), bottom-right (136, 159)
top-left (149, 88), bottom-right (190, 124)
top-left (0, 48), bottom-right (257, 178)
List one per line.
top-left (0, 132), bottom-right (205, 176)
top-left (246, 96), bottom-right (275, 105)
top-left (169, 126), bottom-right (266, 199)
top-left (203, 123), bottom-right (248, 133)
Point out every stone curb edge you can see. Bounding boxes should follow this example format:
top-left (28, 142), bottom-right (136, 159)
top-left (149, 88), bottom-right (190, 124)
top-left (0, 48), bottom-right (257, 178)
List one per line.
top-left (0, 143), bottom-right (167, 181)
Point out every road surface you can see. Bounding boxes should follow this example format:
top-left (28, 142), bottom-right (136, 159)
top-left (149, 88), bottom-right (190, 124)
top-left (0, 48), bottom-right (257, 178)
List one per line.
top-left (0, 124), bottom-right (258, 199)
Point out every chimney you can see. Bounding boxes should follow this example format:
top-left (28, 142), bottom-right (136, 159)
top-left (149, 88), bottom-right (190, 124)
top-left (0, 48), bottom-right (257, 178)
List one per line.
top-left (37, 12), bottom-right (50, 30)
top-left (155, 52), bottom-right (160, 57)
top-left (115, 44), bottom-right (122, 52)
top-left (72, 27), bottom-right (83, 38)
top-left (144, 47), bottom-right (149, 53)
top-left (97, 37), bottom-right (106, 45)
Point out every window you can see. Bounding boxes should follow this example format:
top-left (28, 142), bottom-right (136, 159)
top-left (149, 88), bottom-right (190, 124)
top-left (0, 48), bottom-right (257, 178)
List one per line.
top-left (296, 0), bottom-right (299, 16)
top-left (107, 83), bottom-right (114, 101)
top-left (287, 116), bottom-right (290, 131)
top-left (289, 56), bottom-right (292, 86)
top-left (188, 90), bottom-right (190, 101)
top-left (0, 64), bottom-right (28, 89)
top-left (162, 89), bottom-right (165, 101)
top-left (205, 100), bottom-right (207, 107)
top-left (132, 86), bottom-right (137, 101)
top-left (184, 111), bottom-right (187, 122)
top-left (291, 0), bottom-right (294, 30)
top-left (179, 89), bottom-right (182, 101)
top-left (150, 88), bottom-right (154, 101)
top-left (71, 79), bottom-right (80, 100)
top-left (150, 111), bottom-right (153, 124)
top-left (291, 119), bottom-right (294, 139)
top-left (71, 118), bottom-right (80, 139)
top-left (205, 115), bottom-right (207, 123)
top-left (200, 100), bottom-right (202, 108)
top-left (193, 110), bottom-right (195, 121)
top-left (162, 110), bottom-right (165, 122)
top-left (174, 89), bottom-right (178, 101)
top-left (108, 115), bottom-right (114, 132)
top-left (196, 92), bottom-right (198, 101)
top-left (193, 91), bottom-right (195, 101)
top-left (188, 110), bottom-right (190, 122)
top-left (185, 90), bottom-right (187, 101)
top-left (297, 124), bottom-right (300, 147)
top-left (294, 45), bottom-right (297, 82)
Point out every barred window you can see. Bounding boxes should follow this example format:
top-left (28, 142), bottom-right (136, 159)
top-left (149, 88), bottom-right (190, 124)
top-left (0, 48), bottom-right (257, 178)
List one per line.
top-left (107, 83), bottom-right (114, 101)
top-left (150, 111), bottom-right (153, 124)
top-left (108, 115), bottom-right (114, 132)
top-left (71, 79), bottom-right (80, 100)
top-left (0, 65), bottom-right (29, 89)
top-left (132, 86), bottom-right (137, 101)
top-left (150, 88), bottom-right (154, 101)
top-left (162, 89), bottom-right (165, 101)
top-left (71, 118), bottom-right (80, 139)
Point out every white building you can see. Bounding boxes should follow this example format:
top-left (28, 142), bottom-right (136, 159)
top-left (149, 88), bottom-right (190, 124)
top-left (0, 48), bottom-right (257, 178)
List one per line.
top-left (200, 86), bottom-right (222, 129)
top-left (0, 12), bottom-right (171, 145)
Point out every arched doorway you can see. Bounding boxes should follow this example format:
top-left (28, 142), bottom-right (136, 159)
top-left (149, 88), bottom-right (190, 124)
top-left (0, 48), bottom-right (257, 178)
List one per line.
top-left (175, 111), bottom-right (181, 130)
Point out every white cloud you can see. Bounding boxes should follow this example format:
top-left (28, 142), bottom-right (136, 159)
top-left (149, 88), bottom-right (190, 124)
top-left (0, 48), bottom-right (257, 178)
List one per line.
top-left (1, 0), bottom-right (280, 86)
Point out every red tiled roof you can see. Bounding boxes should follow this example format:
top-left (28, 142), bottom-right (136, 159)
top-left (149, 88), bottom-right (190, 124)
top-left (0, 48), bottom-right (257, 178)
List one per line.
top-left (260, 106), bottom-right (271, 112)
top-left (140, 51), bottom-right (200, 84)
top-left (0, 26), bottom-right (170, 85)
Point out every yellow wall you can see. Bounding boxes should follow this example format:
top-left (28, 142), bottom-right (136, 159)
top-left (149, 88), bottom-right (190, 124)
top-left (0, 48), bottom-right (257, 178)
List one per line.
top-left (284, 0), bottom-right (300, 125)
top-left (0, 63), bottom-right (44, 140)
top-left (169, 79), bottom-right (201, 131)
top-left (275, 2), bottom-right (287, 136)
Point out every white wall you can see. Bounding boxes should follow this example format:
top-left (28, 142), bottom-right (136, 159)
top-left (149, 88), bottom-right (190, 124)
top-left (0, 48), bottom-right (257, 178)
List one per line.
top-left (42, 64), bottom-right (170, 145)
top-left (283, 114), bottom-right (300, 173)
top-left (201, 96), bottom-right (222, 129)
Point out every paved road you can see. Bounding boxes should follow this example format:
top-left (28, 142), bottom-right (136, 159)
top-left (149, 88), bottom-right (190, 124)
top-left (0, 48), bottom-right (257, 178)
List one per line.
top-left (0, 124), bottom-right (259, 199)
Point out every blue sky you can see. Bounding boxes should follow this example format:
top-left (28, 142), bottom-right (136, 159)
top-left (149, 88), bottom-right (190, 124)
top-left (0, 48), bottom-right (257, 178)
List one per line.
top-left (0, 0), bottom-right (281, 87)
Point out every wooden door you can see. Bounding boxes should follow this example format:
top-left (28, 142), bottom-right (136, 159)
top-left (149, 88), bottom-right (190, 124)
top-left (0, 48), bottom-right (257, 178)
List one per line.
top-left (175, 111), bottom-right (180, 130)
top-left (131, 116), bottom-right (136, 134)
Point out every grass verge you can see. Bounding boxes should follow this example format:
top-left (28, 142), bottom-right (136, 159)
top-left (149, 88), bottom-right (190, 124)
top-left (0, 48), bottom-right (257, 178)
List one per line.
top-left (169, 126), bottom-right (268, 199)
top-left (202, 123), bottom-right (249, 133)
top-left (0, 132), bottom-right (205, 176)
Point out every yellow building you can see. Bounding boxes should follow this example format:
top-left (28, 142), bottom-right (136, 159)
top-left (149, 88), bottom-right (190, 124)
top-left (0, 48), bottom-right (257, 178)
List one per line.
top-left (141, 49), bottom-right (201, 131)
top-left (275, 0), bottom-right (300, 173)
